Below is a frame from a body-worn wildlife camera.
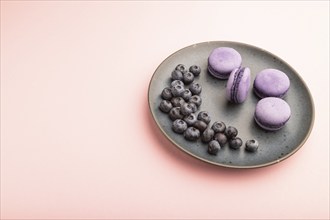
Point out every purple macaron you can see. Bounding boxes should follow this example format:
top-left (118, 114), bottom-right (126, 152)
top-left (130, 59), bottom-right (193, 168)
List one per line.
top-left (226, 67), bottom-right (251, 103)
top-left (254, 97), bottom-right (291, 131)
top-left (253, 69), bottom-right (290, 98)
top-left (208, 47), bottom-right (242, 79)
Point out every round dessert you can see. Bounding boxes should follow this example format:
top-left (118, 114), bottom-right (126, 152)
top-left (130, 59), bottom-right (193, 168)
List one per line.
top-left (208, 47), bottom-right (242, 79)
top-left (226, 67), bottom-right (251, 103)
top-left (253, 68), bottom-right (290, 98)
top-left (254, 97), bottom-right (291, 131)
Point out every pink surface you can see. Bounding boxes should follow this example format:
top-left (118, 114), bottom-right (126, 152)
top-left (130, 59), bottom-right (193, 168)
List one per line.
top-left (1, 1), bottom-right (329, 219)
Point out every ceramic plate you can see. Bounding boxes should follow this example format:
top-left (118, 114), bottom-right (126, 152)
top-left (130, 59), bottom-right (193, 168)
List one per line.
top-left (148, 41), bottom-right (314, 168)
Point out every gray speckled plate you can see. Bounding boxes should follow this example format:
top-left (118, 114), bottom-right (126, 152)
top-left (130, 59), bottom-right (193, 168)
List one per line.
top-left (148, 41), bottom-right (314, 169)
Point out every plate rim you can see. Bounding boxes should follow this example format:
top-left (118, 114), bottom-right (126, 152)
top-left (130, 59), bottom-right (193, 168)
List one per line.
top-left (148, 40), bottom-right (315, 169)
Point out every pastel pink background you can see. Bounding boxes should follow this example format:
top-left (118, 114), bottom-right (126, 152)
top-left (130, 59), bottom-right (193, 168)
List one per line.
top-left (1, 1), bottom-right (329, 219)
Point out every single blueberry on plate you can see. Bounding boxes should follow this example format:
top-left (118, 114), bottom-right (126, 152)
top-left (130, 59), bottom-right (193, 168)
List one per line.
top-left (197, 111), bottom-right (211, 124)
top-left (182, 89), bottom-right (192, 101)
top-left (245, 139), bottom-right (259, 152)
top-left (180, 103), bottom-right (195, 116)
top-left (201, 128), bottom-right (215, 143)
top-left (189, 65), bottom-right (201, 76)
top-left (184, 127), bottom-right (200, 141)
top-left (171, 80), bottom-right (184, 88)
top-left (225, 126), bottom-right (238, 139)
top-left (171, 69), bottom-right (183, 81)
top-left (229, 137), bottom-right (243, 149)
top-left (159, 100), bottom-right (173, 113)
top-left (182, 72), bottom-right (195, 85)
top-left (172, 119), bottom-right (188, 134)
top-left (175, 64), bottom-right (187, 73)
top-left (193, 120), bottom-right (208, 132)
top-left (208, 140), bottom-right (221, 155)
top-left (161, 87), bottom-right (173, 100)
top-left (212, 121), bottom-right (226, 133)
top-left (169, 107), bottom-right (183, 121)
top-left (171, 84), bottom-right (185, 97)
top-left (188, 95), bottom-right (202, 107)
top-left (189, 82), bottom-right (202, 95)
top-left (188, 102), bottom-right (198, 113)
top-left (214, 132), bottom-right (227, 147)
top-left (171, 97), bottom-right (185, 107)
top-left (183, 113), bottom-right (197, 126)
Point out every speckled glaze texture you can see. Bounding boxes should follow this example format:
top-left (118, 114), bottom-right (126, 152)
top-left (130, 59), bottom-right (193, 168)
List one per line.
top-left (255, 97), bottom-right (291, 131)
top-left (254, 68), bottom-right (290, 98)
top-left (226, 67), bottom-right (251, 103)
top-left (208, 47), bottom-right (242, 79)
top-left (148, 41), bottom-right (314, 168)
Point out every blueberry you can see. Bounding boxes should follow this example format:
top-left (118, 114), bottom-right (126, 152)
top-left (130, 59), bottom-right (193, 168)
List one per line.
top-left (183, 113), bottom-right (197, 126)
top-left (245, 139), bottom-right (259, 152)
top-left (229, 137), bottom-right (243, 149)
top-left (180, 103), bottom-right (196, 116)
top-left (182, 72), bottom-right (195, 85)
top-left (189, 82), bottom-right (202, 95)
top-left (188, 95), bottom-right (202, 107)
top-left (184, 127), bottom-right (200, 141)
top-left (172, 119), bottom-right (188, 134)
top-left (171, 84), bottom-right (185, 97)
top-left (171, 70), bottom-right (183, 81)
top-left (212, 121), bottom-right (226, 133)
top-left (161, 87), bottom-right (173, 100)
top-left (159, 100), bottom-right (173, 113)
top-left (175, 64), bottom-right (187, 73)
top-left (208, 140), bottom-right (221, 155)
top-left (171, 80), bottom-right (184, 88)
top-left (201, 128), bottom-right (215, 143)
top-left (189, 65), bottom-right (201, 76)
top-left (214, 132), bottom-right (227, 147)
top-left (193, 120), bottom-right (208, 132)
top-left (225, 126), bottom-right (238, 139)
top-left (182, 89), bottom-right (192, 101)
top-left (169, 107), bottom-right (183, 121)
top-left (171, 97), bottom-right (185, 107)
top-left (197, 111), bottom-right (211, 124)
top-left (189, 102), bottom-right (198, 113)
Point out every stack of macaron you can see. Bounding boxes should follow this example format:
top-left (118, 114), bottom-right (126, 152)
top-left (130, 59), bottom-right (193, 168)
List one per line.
top-left (207, 47), bottom-right (291, 131)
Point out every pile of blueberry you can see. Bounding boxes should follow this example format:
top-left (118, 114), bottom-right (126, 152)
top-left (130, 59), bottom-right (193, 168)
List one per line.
top-left (159, 64), bottom-right (258, 155)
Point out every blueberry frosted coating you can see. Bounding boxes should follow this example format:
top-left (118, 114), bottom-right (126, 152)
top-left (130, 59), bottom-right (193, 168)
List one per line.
top-left (229, 137), bottom-right (243, 149)
top-left (169, 107), bottom-right (184, 121)
top-left (189, 65), bottom-right (201, 76)
top-left (201, 128), bottom-right (215, 143)
top-left (208, 140), bottom-right (221, 155)
top-left (245, 139), bottom-right (259, 152)
top-left (171, 70), bottom-right (183, 81)
top-left (197, 111), bottom-right (211, 124)
top-left (171, 84), bottom-right (185, 97)
top-left (183, 72), bottom-right (195, 85)
top-left (159, 100), bottom-right (173, 113)
top-left (189, 82), bottom-right (202, 95)
top-left (172, 119), bottom-right (188, 134)
top-left (225, 126), bottom-right (238, 139)
top-left (184, 127), bottom-right (200, 141)
top-left (183, 113), bottom-right (197, 126)
top-left (212, 121), bottom-right (226, 133)
top-left (182, 89), bottom-right (192, 101)
top-left (180, 103), bottom-right (195, 116)
top-left (214, 132), bottom-right (227, 147)
top-left (161, 87), bottom-right (173, 100)
top-left (171, 97), bottom-right (185, 107)
top-left (189, 95), bottom-right (202, 107)
top-left (171, 80), bottom-right (184, 88)
top-left (175, 64), bottom-right (188, 73)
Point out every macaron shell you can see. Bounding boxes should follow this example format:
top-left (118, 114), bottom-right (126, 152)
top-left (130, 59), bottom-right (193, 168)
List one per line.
top-left (208, 47), bottom-right (242, 79)
top-left (225, 67), bottom-right (251, 103)
top-left (254, 69), bottom-right (290, 98)
top-left (255, 97), bottom-right (291, 131)
top-left (236, 67), bottom-right (251, 103)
